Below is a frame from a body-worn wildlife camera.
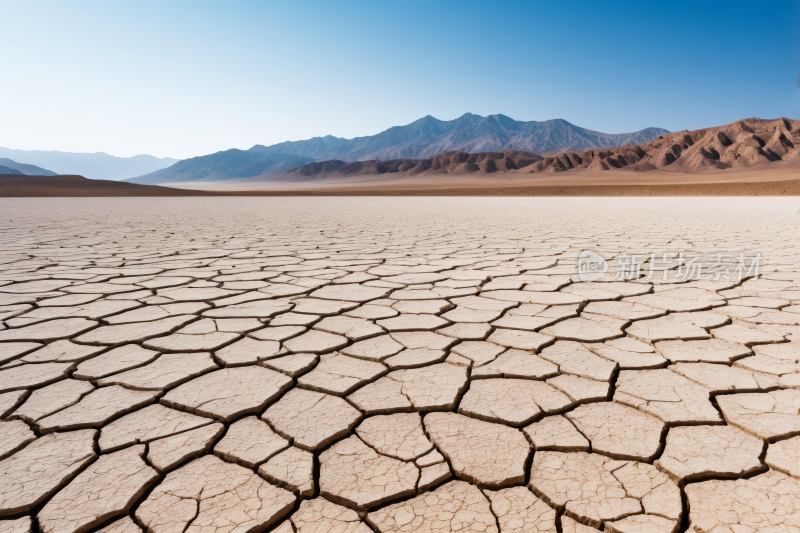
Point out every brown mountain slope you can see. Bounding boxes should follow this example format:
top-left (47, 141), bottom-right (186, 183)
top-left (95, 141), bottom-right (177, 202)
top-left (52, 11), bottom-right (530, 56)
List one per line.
top-left (254, 117), bottom-right (798, 182)
top-left (530, 117), bottom-right (798, 174)
top-left (255, 150), bottom-right (545, 182)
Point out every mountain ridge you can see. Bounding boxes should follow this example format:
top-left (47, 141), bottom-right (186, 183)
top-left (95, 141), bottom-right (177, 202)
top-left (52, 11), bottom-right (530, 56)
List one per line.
top-left (251, 114), bottom-right (669, 161)
top-left (0, 147), bottom-right (179, 181)
top-left (251, 117), bottom-right (799, 182)
top-left (0, 158), bottom-right (58, 176)
top-left (127, 114), bottom-right (668, 184)
top-left (130, 152), bottom-right (316, 184)
top-left (0, 165), bottom-right (23, 175)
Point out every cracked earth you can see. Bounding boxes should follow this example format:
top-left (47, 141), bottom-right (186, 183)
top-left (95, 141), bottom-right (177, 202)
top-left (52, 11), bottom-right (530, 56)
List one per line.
top-left (1, 197), bottom-right (800, 533)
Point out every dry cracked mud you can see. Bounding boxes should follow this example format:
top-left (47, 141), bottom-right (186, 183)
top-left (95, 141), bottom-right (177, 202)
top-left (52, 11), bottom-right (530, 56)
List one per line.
top-left (1, 196), bottom-right (799, 533)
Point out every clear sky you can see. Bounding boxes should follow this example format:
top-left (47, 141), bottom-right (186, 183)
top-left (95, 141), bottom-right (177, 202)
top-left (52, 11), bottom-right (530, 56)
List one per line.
top-left (1, 0), bottom-right (798, 159)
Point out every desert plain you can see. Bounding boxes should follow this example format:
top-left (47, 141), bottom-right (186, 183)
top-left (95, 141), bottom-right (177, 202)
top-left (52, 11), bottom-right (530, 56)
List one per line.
top-left (1, 196), bottom-right (800, 533)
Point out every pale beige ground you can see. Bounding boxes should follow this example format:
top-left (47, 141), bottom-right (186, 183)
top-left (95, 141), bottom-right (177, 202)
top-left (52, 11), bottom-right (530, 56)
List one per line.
top-left (1, 197), bottom-right (800, 533)
top-left (176, 160), bottom-right (800, 195)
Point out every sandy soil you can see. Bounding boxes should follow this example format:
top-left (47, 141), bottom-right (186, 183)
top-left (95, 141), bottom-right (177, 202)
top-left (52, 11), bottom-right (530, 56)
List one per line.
top-left (3, 162), bottom-right (800, 196)
top-left (164, 162), bottom-right (800, 196)
top-left (0, 175), bottom-right (217, 197)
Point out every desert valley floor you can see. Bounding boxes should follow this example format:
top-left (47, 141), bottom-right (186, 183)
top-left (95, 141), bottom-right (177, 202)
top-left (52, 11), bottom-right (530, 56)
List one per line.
top-left (2, 197), bottom-right (800, 533)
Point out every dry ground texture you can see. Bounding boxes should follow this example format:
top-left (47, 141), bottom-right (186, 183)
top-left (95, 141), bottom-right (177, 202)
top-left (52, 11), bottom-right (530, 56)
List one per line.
top-left (1, 197), bottom-right (800, 533)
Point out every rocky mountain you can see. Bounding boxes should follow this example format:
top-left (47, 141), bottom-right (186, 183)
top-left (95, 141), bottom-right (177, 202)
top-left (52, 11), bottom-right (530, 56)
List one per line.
top-left (254, 114), bottom-right (668, 161)
top-left (0, 158), bottom-right (57, 176)
top-left (127, 114), bottom-right (667, 184)
top-left (265, 150), bottom-right (544, 182)
top-left (257, 117), bottom-right (799, 181)
top-left (130, 151), bottom-right (316, 184)
top-left (524, 117), bottom-right (798, 174)
top-left (0, 147), bottom-right (179, 181)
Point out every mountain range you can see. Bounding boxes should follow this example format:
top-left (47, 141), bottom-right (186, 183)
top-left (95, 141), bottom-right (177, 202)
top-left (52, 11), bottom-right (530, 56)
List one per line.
top-left (0, 158), bottom-right (58, 176)
top-left (254, 117), bottom-right (798, 182)
top-left (128, 114), bottom-right (668, 184)
top-left (251, 114), bottom-right (669, 160)
top-left (0, 147), bottom-right (179, 181)
top-left (129, 152), bottom-right (316, 185)
top-left (522, 117), bottom-right (798, 174)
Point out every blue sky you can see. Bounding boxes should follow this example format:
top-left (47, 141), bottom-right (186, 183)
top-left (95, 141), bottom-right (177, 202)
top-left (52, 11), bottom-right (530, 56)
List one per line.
top-left (1, 0), bottom-right (798, 159)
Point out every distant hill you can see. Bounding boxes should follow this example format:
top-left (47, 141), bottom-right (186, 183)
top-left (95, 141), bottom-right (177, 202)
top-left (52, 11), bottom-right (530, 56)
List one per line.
top-left (127, 114), bottom-right (667, 184)
top-left (0, 158), bottom-right (57, 176)
top-left (128, 151), bottom-right (315, 185)
top-left (0, 147), bottom-right (179, 181)
top-left (0, 165), bottom-right (23, 175)
top-left (254, 117), bottom-right (799, 182)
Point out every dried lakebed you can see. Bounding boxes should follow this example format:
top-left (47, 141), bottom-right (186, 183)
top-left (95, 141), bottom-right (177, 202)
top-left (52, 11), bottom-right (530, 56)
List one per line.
top-left (1, 197), bottom-right (800, 533)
